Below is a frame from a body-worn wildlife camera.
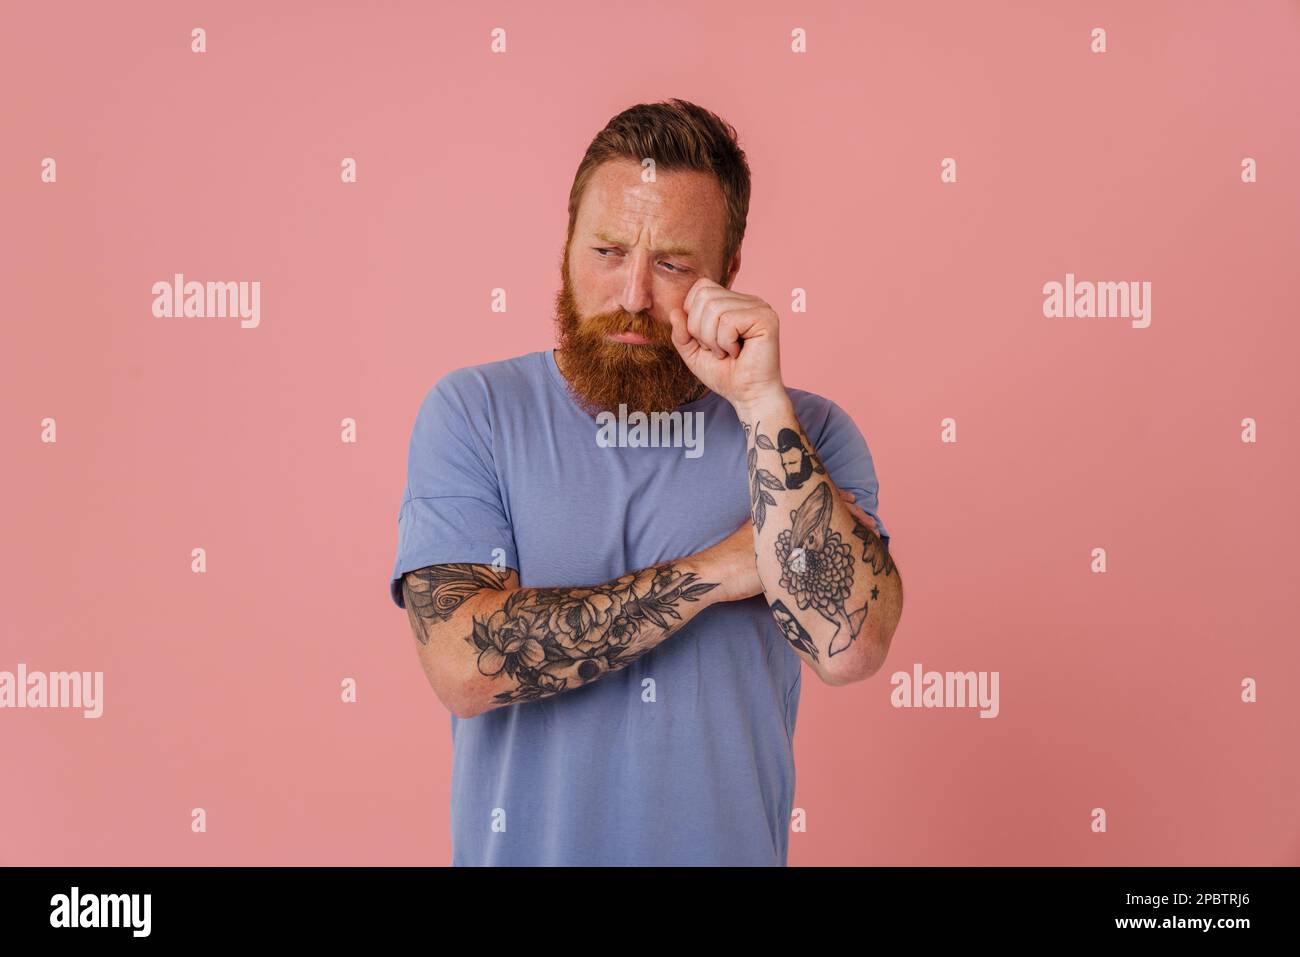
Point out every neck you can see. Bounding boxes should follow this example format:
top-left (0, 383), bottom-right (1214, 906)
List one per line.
top-left (682, 379), bottom-right (710, 404)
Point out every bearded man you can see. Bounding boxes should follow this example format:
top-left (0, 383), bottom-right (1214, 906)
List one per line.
top-left (390, 98), bottom-right (903, 866)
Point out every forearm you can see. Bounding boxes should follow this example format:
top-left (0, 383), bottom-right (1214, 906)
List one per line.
top-left (738, 393), bottom-right (902, 683)
top-left (404, 558), bottom-right (725, 719)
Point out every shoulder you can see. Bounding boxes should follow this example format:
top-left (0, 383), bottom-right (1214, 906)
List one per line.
top-left (424, 350), bottom-right (548, 408)
top-left (408, 351), bottom-right (547, 445)
top-left (783, 385), bottom-right (879, 471)
top-left (784, 385), bottom-right (854, 442)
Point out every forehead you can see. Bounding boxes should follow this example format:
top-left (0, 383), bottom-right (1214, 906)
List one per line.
top-left (574, 158), bottom-right (726, 249)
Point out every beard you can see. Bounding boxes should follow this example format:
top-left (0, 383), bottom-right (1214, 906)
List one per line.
top-left (552, 250), bottom-right (709, 417)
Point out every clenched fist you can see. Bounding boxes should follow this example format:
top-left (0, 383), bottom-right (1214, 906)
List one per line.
top-left (669, 277), bottom-right (786, 413)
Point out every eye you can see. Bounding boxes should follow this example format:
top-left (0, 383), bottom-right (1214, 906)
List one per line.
top-left (593, 247), bottom-right (689, 274)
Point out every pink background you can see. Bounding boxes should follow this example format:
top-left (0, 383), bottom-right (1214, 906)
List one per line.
top-left (2, 1), bottom-right (1297, 865)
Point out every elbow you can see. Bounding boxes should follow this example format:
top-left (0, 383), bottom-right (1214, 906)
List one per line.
top-left (452, 699), bottom-right (483, 720)
top-left (446, 673), bottom-right (490, 720)
top-left (427, 677), bottom-right (471, 719)
top-left (415, 651), bottom-right (487, 719)
top-left (807, 567), bottom-right (905, 686)
top-left (819, 654), bottom-right (880, 687)
top-left (448, 666), bottom-right (504, 720)
top-left (819, 618), bottom-right (899, 686)
top-left (438, 675), bottom-right (471, 718)
top-left (439, 681), bottom-right (485, 720)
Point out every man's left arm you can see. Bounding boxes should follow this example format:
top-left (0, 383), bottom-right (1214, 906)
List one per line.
top-left (669, 277), bottom-right (903, 686)
top-left (734, 393), bottom-right (902, 685)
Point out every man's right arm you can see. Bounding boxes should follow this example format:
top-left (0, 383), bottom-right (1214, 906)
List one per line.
top-left (401, 525), bottom-right (757, 718)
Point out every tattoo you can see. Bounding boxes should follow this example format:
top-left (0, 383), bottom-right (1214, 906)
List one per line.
top-left (742, 420), bottom-right (784, 532)
top-left (774, 427), bottom-right (825, 489)
top-left (463, 563), bottom-right (718, 706)
top-left (774, 482), bottom-right (869, 657)
top-left (770, 599), bottom-right (818, 662)
top-left (851, 518), bottom-right (897, 578)
top-left (403, 564), bottom-right (511, 641)
top-left (746, 413), bottom-right (894, 661)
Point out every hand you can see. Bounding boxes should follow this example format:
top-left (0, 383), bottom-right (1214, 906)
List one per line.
top-left (839, 488), bottom-right (878, 534)
top-left (694, 518), bottom-right (763, 604)
top-left (669, 278), bottom-right (785, 411)
top-left (837, 488), bottom-right (878, 535)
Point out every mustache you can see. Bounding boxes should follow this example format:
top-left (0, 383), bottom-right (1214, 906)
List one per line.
top-left (579, 311), bottom-right (674, 345)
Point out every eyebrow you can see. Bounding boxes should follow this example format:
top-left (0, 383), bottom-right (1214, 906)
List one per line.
top-left (594, 231), bottom-right (697, 258)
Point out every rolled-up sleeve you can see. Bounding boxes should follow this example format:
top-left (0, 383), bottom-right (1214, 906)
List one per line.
top-left (390, 374), bottom-right (518, 609)
top-left (800, 395), bottom-right (891, 548)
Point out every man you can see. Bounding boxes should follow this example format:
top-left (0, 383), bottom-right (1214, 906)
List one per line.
top-left (389, 99), bottom-right (903, 866)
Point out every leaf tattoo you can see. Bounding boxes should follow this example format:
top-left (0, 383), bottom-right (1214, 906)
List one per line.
top-left (743, 420), bottom-right (784, 532)
top-left (851, 518), bottom-right (897, 578)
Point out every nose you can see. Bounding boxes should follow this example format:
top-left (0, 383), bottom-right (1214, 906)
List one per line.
top-left (616, 251), bottom-right (654, 318)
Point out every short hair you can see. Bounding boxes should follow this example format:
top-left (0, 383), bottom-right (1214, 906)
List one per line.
top-left (565, 98), bottom-right (752, 282)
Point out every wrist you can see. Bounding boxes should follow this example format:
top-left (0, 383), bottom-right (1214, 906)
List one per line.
top-left (733, 388), bottom-right (794, 424)
top-left (681, 546), bottom-right (750, 607)
top-left (677, 554), bottom-right (724, 606)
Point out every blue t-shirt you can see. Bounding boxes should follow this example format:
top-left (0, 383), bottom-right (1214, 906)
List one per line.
top-left (389, 349), bottom-right (890, 866)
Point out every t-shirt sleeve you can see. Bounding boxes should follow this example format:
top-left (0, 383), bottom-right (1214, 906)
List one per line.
top-left (802, 396), bottom-right (891, 548)
top-left (389, 373), bottom-right (519, 609)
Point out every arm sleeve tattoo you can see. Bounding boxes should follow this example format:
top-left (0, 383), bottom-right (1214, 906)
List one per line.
top-left (403, 561), bottom-right (720, 710)
top-left (743, 411), bottom-right (899, 669)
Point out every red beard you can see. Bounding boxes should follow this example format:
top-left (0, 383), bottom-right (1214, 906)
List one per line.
top-left (552, 252), bottom-right (708, 416)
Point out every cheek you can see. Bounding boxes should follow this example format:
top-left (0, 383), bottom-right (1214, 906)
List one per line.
top-left (571, 262), bottom-right (613, 306)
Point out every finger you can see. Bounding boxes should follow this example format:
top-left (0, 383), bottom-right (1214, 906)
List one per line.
top-left (695, 293), bottom-right (740, 357)
top-left (684, 276), bottom-right (722, 313)
top-left (688, 281), bottom-right (748, 310)
top-left (717, 314), bottom-right (741, 358)
top-left (710, 305), bottom-right (753, 360)
top-left (687, 321), bottom-right (724, 360)
top-left (669, 307), bottom-right (699, 356)
top-left (688, 287), bottom-right (759, 360)
top-left (690, 286), bottom-right (747, 331)
top-left (840, 493), bottom-right (877, 530)
top-left (699, 305), bottom-right (724, 359)
top-left (686, 298), bottom-right (705, 345)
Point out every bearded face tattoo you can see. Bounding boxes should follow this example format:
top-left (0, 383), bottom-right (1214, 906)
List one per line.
top-left (776, 427), bottom-right (824, 489)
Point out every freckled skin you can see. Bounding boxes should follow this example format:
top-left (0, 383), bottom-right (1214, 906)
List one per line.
top-left (554, 158), bottom-right (740, 415)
